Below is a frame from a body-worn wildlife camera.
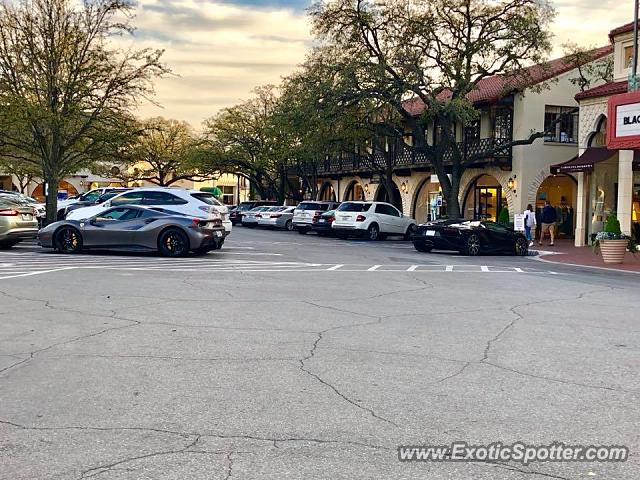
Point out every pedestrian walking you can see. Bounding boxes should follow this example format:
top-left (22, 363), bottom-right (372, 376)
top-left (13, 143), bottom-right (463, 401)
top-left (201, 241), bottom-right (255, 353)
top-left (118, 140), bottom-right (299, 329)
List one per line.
top-left (539, 200), bottom-right (557, 246)
top-left (524, 204), bottom-right (536, 247)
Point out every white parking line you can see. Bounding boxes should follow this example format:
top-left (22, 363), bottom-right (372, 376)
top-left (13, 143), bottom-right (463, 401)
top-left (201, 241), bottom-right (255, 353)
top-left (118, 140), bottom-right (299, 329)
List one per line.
top-left (327, 264), bottom-right (344, 271)
top-left (407, 265), bottom-right (419, 271)
top-left (367, 265), bottom-right (381, 271)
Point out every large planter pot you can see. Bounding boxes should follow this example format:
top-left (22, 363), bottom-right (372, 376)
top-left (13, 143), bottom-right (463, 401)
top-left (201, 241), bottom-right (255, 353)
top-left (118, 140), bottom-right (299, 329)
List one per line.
top-left (599, 239), bottom-right (628, 264)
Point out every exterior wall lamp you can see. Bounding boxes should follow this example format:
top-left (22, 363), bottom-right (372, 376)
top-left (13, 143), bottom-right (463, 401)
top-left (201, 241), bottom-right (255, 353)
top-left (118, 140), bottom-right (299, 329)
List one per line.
top-left (507, 175), bottom-right (517, 193)
top-left (401, 182), bottom-right (408, 193)
top-left (364, 183), bottom-right (369, 195)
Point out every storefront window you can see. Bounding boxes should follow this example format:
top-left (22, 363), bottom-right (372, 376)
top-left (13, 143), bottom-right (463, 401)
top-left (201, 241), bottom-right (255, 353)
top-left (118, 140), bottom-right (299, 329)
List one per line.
top-left (413, 180), bottom-right (446, 223)
top-left (222, 186), bottom-right (235, 205)
top-left (633, 171), bottom-right (640, 242)
top-left (463, 174), bottom-right (506, 222)
top-left (588, 156), bottom-right (619, 239)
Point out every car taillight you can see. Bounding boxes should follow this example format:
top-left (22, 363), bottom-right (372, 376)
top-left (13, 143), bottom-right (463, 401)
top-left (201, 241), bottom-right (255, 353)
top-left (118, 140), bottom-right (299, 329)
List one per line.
top-left (356, 214), bottom-right (366, 222)
top-left (0, 209), bottom-right (19, 216)
top-left (327, 216), bottom-right (335, 223)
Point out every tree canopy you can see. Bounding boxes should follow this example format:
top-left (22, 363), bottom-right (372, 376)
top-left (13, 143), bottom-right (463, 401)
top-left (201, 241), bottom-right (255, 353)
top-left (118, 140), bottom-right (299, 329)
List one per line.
top-left (0, 0), bottom-right (169, 221)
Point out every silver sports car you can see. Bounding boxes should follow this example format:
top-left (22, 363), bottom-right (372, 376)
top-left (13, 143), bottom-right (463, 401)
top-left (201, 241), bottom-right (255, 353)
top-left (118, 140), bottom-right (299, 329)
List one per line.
top-left (38, 205), bottom-right (225, 256)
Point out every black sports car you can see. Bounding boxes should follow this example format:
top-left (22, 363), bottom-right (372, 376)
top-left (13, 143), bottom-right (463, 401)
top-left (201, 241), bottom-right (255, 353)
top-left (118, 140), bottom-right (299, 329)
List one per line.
top-left (412, 220), bottom-right (529, 256)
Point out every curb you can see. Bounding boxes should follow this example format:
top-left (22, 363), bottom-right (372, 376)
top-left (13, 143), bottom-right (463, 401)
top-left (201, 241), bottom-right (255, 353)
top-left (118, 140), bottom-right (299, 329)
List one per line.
top-left (533, 254), bottom-right (640, 275)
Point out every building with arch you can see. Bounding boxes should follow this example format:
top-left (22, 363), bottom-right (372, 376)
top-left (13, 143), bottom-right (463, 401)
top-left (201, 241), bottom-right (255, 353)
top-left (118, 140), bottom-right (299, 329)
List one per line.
top-left (551, 22), bottom-right (640, 246)
top-left (307, 46), bottom-right (613, 229)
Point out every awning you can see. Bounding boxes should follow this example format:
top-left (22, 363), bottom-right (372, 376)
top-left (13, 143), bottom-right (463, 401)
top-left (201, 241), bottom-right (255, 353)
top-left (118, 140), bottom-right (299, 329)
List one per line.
top-left (550, 147), bottom-right (617, 174)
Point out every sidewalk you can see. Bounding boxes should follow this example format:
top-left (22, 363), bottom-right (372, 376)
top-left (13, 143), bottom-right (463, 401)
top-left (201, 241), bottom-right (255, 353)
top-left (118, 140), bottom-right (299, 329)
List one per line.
top-left (532, 238), bottom-right (640, 273)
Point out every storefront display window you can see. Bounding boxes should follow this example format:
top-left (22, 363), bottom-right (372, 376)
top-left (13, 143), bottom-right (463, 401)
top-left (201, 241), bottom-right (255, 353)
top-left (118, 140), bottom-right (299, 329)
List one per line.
top-left (588, 156), bottom-right (619, 240)
top-left (413, 180), bottom-right (446, 223)
top-left (463, 174), bottom-right (506, 222)
top-left (633, 171), bottom-right (640, 242)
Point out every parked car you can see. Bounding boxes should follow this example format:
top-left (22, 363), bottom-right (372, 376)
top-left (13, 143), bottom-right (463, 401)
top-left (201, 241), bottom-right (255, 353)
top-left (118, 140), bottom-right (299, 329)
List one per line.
top-left (62, 188), bottom-right (132, 218)
top-left (0, 191), bottom-right (45, 224)
top-left (258, 206), bottom-right (295, 230)
top-left (311, 209), bottom-right (337, 236)
top-left (55, 187), bottom-right (129, 220)
top-left (241, 206), bottom-right (273, 228)
top-left (412, 219), bottom-right (529, 256)
top-left (65, 188), bottom-right (231, 240)
top-left (332, 201), bottom-right (417, 241)
top-left (292, 201), bottom-right (341, 234)
top-left (39, 205), bottom-right (225, 256)
top-left (0, 197), bottom-right (38, 249)
top-left (231, 200), bottom-right (279, 225)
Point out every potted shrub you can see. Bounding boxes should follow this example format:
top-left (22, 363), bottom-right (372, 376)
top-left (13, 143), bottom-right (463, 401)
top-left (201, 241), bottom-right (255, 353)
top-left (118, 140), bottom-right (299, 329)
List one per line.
top-left (498, 207), bottom-right (510, 225)
top-left (593, 215), bottom-right (637, 264)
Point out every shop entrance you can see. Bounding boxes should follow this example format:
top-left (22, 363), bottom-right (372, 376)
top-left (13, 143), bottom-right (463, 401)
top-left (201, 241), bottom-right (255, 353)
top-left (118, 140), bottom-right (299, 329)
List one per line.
top-left (462, 175), bottom-right (506, 221)
top-left (536, 174), bottom-right (577, 239)
top-left (413, 179), bottom-right (446, 223)
top-left (318, 182), bottom-right (336, 202)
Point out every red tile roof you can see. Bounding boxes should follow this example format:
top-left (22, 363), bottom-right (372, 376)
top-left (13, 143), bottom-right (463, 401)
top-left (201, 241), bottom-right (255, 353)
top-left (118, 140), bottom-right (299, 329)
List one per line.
top-left (403, 46), bottom-right (613, 116)
top-left (609, 21), bottom-right (639, 41)
top-left (575, 80), bottom-right (628, 101)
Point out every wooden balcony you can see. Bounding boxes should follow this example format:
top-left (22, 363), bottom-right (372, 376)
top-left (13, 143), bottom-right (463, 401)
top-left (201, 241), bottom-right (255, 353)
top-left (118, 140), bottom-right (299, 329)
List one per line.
top-left (301, 137), bottom-right (512, 176)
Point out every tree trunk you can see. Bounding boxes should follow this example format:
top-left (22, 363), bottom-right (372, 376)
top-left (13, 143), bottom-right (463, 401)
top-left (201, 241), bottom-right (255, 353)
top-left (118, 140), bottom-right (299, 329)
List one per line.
top-left (44, 174), bottom-right (59, 225)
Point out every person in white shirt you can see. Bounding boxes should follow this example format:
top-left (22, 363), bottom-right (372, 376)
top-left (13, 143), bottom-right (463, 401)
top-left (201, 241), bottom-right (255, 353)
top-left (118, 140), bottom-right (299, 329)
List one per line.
top-left (524, 204), bottom-right (536, 247)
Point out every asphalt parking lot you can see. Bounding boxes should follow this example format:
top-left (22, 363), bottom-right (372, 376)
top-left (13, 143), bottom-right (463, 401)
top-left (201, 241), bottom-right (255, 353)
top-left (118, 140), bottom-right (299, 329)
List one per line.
top-left (1, 227), bottom-right (639, 479)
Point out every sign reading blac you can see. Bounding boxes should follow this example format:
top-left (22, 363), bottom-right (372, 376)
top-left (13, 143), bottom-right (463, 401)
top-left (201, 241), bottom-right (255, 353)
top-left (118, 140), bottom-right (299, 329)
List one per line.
top-left (608, 91), bottom-right (640, 149)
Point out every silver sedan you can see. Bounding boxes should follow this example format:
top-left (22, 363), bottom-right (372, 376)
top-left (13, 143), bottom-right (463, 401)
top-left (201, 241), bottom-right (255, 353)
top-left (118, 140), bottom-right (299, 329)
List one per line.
top-left (257, 206), bottom-right (295, 230)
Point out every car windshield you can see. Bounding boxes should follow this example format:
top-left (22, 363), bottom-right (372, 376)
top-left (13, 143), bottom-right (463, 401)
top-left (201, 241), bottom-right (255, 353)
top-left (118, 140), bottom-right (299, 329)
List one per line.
top-left (191, 193), bottom-right (222, 206)
top-left (297, 202), bottom-right (324, 211)
top-left (97, 192), bottom-right (124, 203)
top-left (337, 203), bottom-right (371, 212)
top-left (237, 203), bottom-right (254, 211)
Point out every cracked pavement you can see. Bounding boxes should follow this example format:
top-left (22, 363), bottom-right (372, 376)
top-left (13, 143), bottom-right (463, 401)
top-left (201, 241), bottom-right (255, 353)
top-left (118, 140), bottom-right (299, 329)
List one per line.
top-left (1, 228), bottom-right (639, 479)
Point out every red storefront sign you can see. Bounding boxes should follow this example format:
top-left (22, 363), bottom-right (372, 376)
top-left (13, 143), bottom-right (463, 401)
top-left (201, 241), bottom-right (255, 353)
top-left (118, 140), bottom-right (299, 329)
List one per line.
top-left (607, 91), bottom-right (640, 149)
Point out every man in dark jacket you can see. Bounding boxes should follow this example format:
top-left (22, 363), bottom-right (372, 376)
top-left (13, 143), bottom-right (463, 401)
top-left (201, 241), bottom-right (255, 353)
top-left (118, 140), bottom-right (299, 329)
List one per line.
top-left (539, 200), bottom-right (557, 246)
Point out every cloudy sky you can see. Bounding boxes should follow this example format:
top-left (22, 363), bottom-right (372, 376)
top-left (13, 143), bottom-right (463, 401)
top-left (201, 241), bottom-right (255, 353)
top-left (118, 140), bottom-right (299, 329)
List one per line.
top-left (128, 0), bottom-right (634, 127)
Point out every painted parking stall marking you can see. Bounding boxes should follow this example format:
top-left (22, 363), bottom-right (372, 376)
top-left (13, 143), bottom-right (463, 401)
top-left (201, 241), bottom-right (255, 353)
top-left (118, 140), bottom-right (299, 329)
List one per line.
top-left (0, 250), bottom-right (562, 279)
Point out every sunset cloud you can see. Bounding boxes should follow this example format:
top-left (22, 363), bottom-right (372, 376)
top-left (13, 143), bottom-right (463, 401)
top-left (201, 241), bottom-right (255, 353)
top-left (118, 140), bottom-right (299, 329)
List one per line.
top-left (126, 0), bottom-right (636, 127)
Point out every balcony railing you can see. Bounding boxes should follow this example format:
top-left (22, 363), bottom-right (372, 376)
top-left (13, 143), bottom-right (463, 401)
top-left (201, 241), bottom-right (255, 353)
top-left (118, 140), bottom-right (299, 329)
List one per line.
top-left (301, 137), bottom-right (512, 176)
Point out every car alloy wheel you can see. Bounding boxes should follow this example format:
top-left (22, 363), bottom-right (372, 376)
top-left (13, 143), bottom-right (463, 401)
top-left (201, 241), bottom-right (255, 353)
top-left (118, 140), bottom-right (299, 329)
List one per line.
top-left (367, 224), bottom-right (379, 241)
top-left (56, 227), bottom-right (83, 254)
top-left (159, 228), bottom-right (189, 257)
top-left (515, 237), bottom-right (528, 256)
top-left (285, 220), bottom-right (293, 231)
top-left (465, 234), bottom-right (481, 256)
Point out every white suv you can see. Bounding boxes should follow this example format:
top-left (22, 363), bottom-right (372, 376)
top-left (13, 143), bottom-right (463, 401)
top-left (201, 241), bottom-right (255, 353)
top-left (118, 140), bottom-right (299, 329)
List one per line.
top-left (66, 188), bottom-right (232, 237)
top-left (332, 201), bottom-right (417, 240)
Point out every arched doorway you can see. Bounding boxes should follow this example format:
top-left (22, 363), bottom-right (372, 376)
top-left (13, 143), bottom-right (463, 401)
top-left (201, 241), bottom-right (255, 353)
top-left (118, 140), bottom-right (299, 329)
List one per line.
top-left (535, 174), bottom-right (577, 239)
top-left (462, 174), bottom-right (506, 221)
top-left (318, 182), bottom-right (336, 202)
top-left (412, 178), bottom-right (446, 223)
top-left (374, 180), bottom-right (402, 211)
top-left (343, 181), bottom-right (365, 201)
top-left (31, 180), bottom-right (79, 202)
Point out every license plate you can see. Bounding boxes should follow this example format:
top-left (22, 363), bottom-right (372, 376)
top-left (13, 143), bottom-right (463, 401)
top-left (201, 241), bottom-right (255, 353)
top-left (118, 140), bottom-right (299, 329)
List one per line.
top-left (318, 219), bottom-right (326, 223)
top-left (21, 214), bottom-right (32, 221)
top-left (425, 230), bottom-right (436, 236)
top-left (215, 230), bottom-right (222, 237)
